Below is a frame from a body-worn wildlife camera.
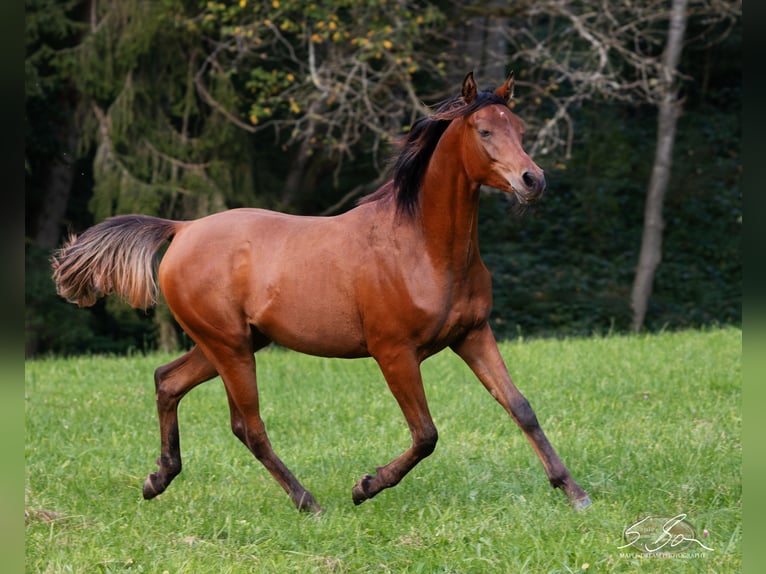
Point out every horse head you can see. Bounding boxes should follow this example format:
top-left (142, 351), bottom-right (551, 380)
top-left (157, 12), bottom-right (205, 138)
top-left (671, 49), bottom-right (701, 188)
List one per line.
top-left (460, 71), bottom-right (546, 204)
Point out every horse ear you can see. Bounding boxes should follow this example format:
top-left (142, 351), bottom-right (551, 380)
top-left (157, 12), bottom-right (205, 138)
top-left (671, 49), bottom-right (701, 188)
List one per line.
top-left (462, 71), bottom-right (477, 104)
top-left (495, 71), bottom-right (515, 103)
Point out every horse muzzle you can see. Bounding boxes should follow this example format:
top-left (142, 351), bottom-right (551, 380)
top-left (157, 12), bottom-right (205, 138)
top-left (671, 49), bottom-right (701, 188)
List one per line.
top-left (512, 170), bottom-right (546, 204)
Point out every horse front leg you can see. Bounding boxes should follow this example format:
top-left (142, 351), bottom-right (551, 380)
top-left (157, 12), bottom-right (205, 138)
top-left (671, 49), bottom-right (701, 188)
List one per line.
top-left (143, 345), bottom-right (218, 499)
top-left (451, 324), bottom-right (591, 510)
top-left (352, 351), bottom-right (438, 505)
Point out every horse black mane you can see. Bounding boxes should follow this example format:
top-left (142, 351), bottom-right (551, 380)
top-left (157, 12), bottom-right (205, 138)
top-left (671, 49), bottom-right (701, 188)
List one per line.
top-left (359, 88), bottom-right (508, 216)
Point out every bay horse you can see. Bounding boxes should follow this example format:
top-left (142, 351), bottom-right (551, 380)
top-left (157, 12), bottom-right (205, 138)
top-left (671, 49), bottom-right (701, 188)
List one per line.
top-left (52, 72), bottom-right (591, 512)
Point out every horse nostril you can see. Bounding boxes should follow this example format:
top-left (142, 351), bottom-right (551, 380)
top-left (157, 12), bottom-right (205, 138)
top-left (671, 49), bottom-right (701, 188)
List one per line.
top-left (522, 171), bottom-right (540, 192)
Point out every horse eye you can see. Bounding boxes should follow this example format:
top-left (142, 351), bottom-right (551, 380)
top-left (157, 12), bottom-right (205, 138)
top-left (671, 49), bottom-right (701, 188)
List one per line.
top-left (478, 129), bottom-right (491, 138)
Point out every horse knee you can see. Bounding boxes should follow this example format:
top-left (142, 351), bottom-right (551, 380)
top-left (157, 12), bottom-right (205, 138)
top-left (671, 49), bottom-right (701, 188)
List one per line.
top-left (159, 453), bottom-right (182, 477)
top-left (511, 397), bottom-right (540, 433)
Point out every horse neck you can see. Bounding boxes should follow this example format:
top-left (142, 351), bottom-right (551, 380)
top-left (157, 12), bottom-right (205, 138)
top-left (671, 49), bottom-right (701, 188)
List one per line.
top-left (415, 125), bottom-right (482, 270)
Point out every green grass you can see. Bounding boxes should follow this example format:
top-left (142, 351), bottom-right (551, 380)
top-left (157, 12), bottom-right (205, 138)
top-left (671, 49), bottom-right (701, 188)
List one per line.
top-left (25, 328), bottom-right (741, 573)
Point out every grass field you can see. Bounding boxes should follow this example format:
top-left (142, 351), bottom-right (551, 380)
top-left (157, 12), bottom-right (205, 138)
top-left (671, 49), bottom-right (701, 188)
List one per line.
top-left (25, 328), bottom-right (741, 573)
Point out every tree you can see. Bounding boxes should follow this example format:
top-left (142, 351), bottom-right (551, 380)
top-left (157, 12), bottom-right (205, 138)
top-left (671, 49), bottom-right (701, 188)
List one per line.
top-left (26, 0), bottom-right (463, 352)
top-left (630, 0), bottom-right (688, 331)
top-left (50, 0), bottom-right (464, 219)
top-left (497, 0), bottom-right (741, 329)
top-left (25, 0), bottom-right (84, 248)
top-left (55, 0), bottom-right (254, 350)
top-left (24, 0), bottom-right (741, 355)
top-left (190, 0), bottom-right (452, 210)
top-left (65, 0), bottom-right (251, 223)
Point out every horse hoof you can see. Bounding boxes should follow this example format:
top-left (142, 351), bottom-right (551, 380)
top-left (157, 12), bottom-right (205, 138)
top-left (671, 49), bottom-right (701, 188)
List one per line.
top-left (572, 495), bottom-right (592, 512)
top-left (142, 475), bottom-right (163, 500)
top-left (295, 492), bottom-right (322, 513)
top-left (351, 474), bottom-right (373, 505)
top-left (300, 502), bottom-right (322, 514)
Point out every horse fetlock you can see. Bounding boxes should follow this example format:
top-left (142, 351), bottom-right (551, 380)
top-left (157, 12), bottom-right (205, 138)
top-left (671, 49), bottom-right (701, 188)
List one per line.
top-left (547, 470), bottom-right (570, 491)
top-left (156, 454), bottom-right (181, 477)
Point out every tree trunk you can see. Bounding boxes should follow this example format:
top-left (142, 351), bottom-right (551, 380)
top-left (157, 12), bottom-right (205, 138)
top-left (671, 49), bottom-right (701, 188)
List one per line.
top-left (34, 122), bottom-right (78, 248)
top-left (156, 304), bottom-right (180, 353)
top-left (630, 0), bottom-right (688, 331)
top-left (282, 137), bottom-right (317, 208)
top-left (462, 0), bottom-right (509, 81)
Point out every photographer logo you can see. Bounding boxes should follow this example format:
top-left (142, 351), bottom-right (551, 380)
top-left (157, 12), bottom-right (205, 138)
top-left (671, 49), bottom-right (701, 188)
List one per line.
top-left (617, 513), bottom-right (713, 557)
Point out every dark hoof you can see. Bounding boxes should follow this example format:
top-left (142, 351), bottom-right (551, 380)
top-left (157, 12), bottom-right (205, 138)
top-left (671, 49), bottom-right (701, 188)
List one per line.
top-left (572, 495), bottom-right (592, 512)
top-left (295, 492), bottom-right (322, 514)
top-left (142, 474), bottom-right (164, 500)
top-left (351, 474), bottom-right (373, 505)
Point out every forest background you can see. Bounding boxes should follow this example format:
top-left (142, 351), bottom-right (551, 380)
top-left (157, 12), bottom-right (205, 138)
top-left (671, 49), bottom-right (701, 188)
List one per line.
top-left (24, 0), bottom-right (741, 357)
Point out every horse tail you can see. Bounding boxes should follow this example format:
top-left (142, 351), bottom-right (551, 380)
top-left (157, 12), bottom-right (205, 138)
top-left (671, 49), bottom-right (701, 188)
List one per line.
top-left (51, 214), bottom-right (181, 310)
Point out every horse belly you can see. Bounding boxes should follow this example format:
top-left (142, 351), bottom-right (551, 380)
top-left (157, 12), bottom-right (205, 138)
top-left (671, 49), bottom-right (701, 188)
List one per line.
top-left (256, 303), bottom-right (368, 358)
top-left (247, 265), bottom-right (369, 359)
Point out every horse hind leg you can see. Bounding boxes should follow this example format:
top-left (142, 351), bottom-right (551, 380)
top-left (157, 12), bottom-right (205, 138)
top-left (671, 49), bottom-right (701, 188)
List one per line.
top-left (143, 345), bottom-right (218, 499)
top-left (200, 338), bottom-right (321, 512)
top-left (224, 387), bottom-right (320, 512)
